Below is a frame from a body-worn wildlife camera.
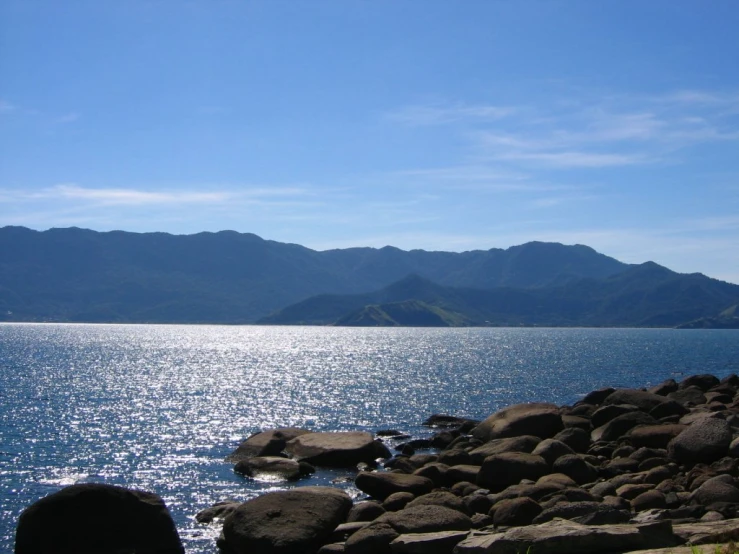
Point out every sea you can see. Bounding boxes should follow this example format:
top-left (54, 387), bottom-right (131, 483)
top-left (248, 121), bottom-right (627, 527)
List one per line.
top-left (1, 323), bottom-right (738, 551)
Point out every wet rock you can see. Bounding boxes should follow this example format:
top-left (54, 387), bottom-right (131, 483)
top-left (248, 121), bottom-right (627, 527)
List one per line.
top-left (221, 487), bottom-right (352, 554)
top-left (227, 428), bottom-right (312, 462)
top-left (423, 414), bottom-right (479, 428)
top-left (195, 500), bottom-right (240, 523)
top-left (355, 472), bottom-right (434, 502)
top-left (17, 484), bottom-right (184, 554)
top-left (430, 431), bottom-right (458, 450)
top-left (477, 452), bottom-right (548, 492)
top-left (667, 417), bottom-right (732, 465)
top-left (286, 432), bottom-right (391, 467)
top-left (467, 435), bottom-right (540, 464)
top-left (491, 497), bottom-right (543, 527)
top-left (472, 403), bottom-right (563, 443)
top-left (234, 456), bottom-right (313, 481)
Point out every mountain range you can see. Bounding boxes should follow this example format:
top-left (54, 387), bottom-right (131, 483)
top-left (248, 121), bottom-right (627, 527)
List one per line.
top-left (0, 226), bottom-right (737, 327)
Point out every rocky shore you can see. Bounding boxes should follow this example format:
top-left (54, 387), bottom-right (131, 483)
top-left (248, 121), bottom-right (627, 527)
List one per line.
top-left (16, 373), bottom-right (739, 553)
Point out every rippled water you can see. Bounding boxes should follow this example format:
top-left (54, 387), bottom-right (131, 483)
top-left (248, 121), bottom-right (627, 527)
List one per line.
top-left (1, 324), bottom-right (738, 551)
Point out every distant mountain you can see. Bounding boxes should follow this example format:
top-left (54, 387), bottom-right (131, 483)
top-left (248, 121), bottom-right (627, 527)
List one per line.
top-left (676, 305), bottom-right (739, 329)
top-left (261, 265), bottom-right (739, 328)
top-left (335, 299), bottom-right (471, 327)
top-left (0, 226), bottom-right (630, 323)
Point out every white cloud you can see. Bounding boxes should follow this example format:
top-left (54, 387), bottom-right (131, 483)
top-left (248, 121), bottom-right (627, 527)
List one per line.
top-left (0, 99), bottom-right (16, 114)
top-left (386, 102), bottom-right (516, 126)
top-left (51, 184), bottom-right (230, 205)
top-left (54, 112), bottom-right (80, 124)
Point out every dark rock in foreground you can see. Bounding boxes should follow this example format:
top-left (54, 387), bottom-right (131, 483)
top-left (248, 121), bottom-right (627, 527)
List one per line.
top-left (221, 487), bottom-right (352, 554)
top-left (15, 483), bottom-right (183, 554)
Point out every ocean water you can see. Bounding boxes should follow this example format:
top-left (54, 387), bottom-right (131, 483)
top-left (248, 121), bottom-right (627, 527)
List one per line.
top-left (1, 324), bottom-right (738, 551)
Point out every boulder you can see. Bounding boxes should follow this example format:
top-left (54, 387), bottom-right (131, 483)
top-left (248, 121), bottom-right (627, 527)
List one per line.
top-left (602, 389), bottom-right (669, 412)
top-left (679, 374), bottom-right (721, 392)
top-left (346, 501), bottom-right (385, 523)
top-left (553, 427), bottom-right (591, 453)
top-left (413, 463), bottom-right (448, 487)
top-left (234, 456), bottom-right (313, 481)
top-left (405, 491), bottom-right (468, 515)
top-left (195, 500), bottom-right (240, 523)
top-left (631, 490), bottom-right (668, 512)
top-left (691, 475), bottom-right (739, 506)
top-left (477, 452), bottom-right (549, 492)
top-left (445, 465), bottom-right (481, 485)
top-left (286, 432), bottom-right (390, 467)
top-left (667, 417), bottom-right (732, 465)
top-left (592, 412), bottom-right (657, 442)
top-left (649, 400), bottom-right (690, 419)
top-left (344, 522), bottom-right (399, 554)
top-left (383, 492), bottom-right (415, 512)
top-left (375, 505), bottom-right (473, 534)
top-left (649, 378), bottom-right (679, 396)
top-left (472, 403), bottom-right (563, 443)
top-left (668, 386), bottom-right (708, 407)
top-left (355, 472), bottom-right (434, 501)
top-left (591, 404), bottom-right (639, 429)
top-left (468, 435), bottom-right (540, 464)
top-left (580, 387), bottom-right (616, 406)
top-left (15, 483), bottom-right (184, 554)
top-left (532, 439), bottom-right (576, 467)
top-left (551, 454), bottom-right (598, 485)
top-left (221, 487), bottom-right (352, 554)
top-left (227, 427), bottom-right (311, 462)
top-left (627, 424), bottom-right (686, 449)
top-left (423, 414), bottom-right (479, 428)
top-left (491, 497), bottom-right (543, 527)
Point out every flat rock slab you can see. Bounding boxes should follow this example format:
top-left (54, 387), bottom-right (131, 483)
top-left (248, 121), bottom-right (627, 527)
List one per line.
top-left (453, 520), bottom-right (677, 554)
top-left (673, 519), bottom-right (739, 545)
top-left (624, 547), bottom-right (730, 554)
top-left (286, 431), bottom-right (390, 467)
top-left (390, 530), bottom-right (470, 553)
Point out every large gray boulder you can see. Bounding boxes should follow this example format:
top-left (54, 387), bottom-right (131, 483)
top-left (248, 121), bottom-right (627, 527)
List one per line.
top-left (667, 417), bottom-right (732, 465)
top-left (472, 403), bottom-right (563, 443)
top-left (468, 435), bottom-right (541, 464)
top-left (15, 483), bottom-right (183, 554)
top-left (375, 504), bottom-right (473, 533)
top-left (592, 411), bottom-right (657, 442)
top-left (285, 432), bottom-right (391, 467)
top-left (691, 475), bottom-right (739, 506)
top-left (602, 389), bottom-right (669, 412)
top-left (477, 452), bottom-right (548, 492)
top-left (355, 472), bottom-right (434, 501)
top-left (221, 487), bottom-right (352, 554)
top-left (227, 428), bottom-right (312, 462)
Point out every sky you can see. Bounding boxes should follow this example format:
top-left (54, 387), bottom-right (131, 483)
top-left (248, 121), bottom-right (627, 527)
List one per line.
top-left (1, 1), bottom-right (738, 284)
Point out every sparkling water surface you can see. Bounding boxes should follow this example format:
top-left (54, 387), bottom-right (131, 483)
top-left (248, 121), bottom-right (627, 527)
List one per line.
top-left (1, 324), bottom-right (738, 551)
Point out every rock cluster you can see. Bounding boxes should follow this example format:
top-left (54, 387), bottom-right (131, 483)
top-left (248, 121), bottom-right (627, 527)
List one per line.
top-left (17, 372), bottom-right (739, 554)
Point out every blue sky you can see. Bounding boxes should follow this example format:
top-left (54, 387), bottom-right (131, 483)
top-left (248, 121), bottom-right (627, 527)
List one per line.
top-left (1, 1), bottom-right (738, 283)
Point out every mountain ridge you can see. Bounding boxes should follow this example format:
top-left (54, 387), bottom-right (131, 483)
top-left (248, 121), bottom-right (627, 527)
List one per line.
top-left (0, 226), bottom-right (633, 323)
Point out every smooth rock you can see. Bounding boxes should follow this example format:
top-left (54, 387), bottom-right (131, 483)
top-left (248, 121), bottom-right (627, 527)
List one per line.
top-left (221, 487), bottom-right (352, 554)
top-left (375, 505), bottom-right (473, 534)
top-left (195, 500), bottom-right (240, 523)
top-left (344, 522), bottom-right (399, 554)
top-left (491, 497), bottom-right (542, 527)
top-left (477, 452), bottom-right (548, 492)
top-left (627, 424), bottom-right (686, 449)
top-left (602, 390), bottom-right (669, 413)
top-left (468, 435), bottom-right (541, 464)
top-left (347, 501), bottom-right (386, 522)
top-left (234, 456), bottom-right (313, 481)
top-left (355, 472), bottom-right (435, 502)
top-left (472, 403), bottom-right (563, 443)
top-left (15, 483), bottom-right (184, 554)
top-left (383, 492), bottom-right (416, 512)
top-left (227, 428), bottom-right (311, 462)
top-left (406, 491), bottom-right (468, 515)
top-left (532, 439), bottom-right (576, 467)
top-left (286, 432), bottom-right (391, 467)
top-left (389, 530), bottom-right (469, 553)
top-left (551, 454), bottom-right (598, 485)
top-left (691, 475), bottom-right (739, 506)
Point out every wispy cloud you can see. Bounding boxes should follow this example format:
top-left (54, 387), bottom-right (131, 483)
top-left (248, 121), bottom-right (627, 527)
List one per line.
top-left (54, 112), bottom-right (80, 124)
top-left (51, 184), bottom-right (229, 205)
top-left (0, 99), bottom-right (16, 114)
top-left (386, 102), bottom-right (516, 126)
